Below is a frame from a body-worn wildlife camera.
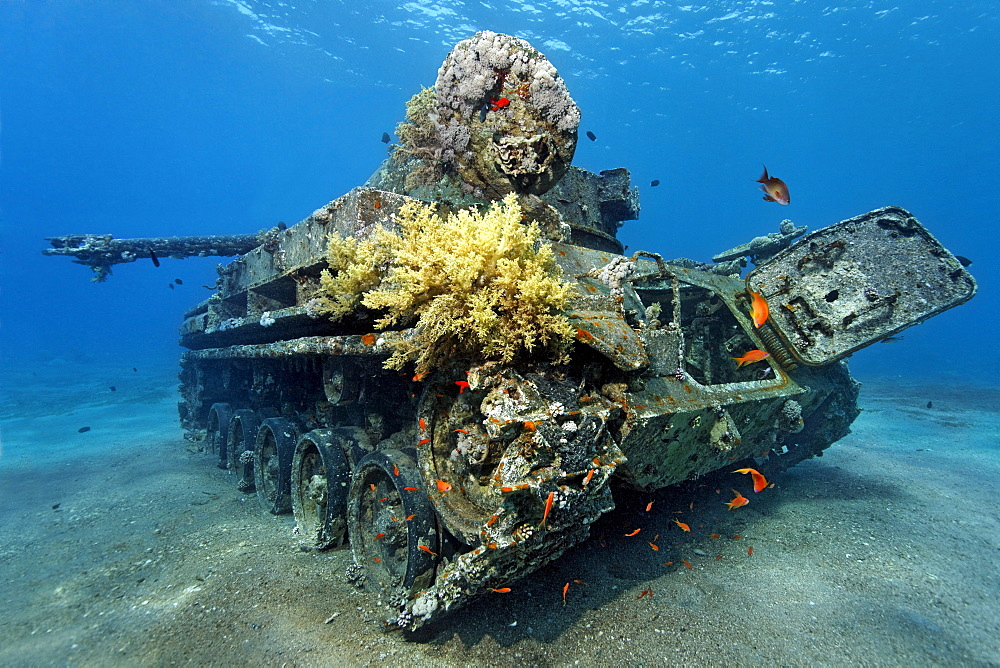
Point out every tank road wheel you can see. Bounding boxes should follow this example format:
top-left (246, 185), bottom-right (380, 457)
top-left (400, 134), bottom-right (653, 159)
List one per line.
top-left (347, 449), bottom-right (438, 595)
top-left (254, 417), bottom-right (299, 515)
top-left (227, 409), bottom-right (266, 491)
top-left (291, 429), bottom-right (352, 550)
top-left (207, 402), bottom-right (234, 467)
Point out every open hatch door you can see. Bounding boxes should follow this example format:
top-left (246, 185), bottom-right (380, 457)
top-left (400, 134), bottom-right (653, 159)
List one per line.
top-left (748, 206), bottom-right (976, 366)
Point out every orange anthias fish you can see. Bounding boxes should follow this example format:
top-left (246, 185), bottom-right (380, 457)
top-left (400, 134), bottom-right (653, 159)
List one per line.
top-left (748, 289), bottom-right (770, 328)
top-left (733, 467), bottom-right (769, 493)
top-left (733, 350), bottom-right (770, 367)
top-left (489, 96), bottom-right (511, 111)
top-left (725, 489), bottom-right (750, 510)
top-left (755, 165), bottom-right (789, 205)
top-left (539, 490), bottom-right (555, 528)
top-left (435, 479), bottom-right (453, 493)
top-left (674, 519), bottom-right (691, 532)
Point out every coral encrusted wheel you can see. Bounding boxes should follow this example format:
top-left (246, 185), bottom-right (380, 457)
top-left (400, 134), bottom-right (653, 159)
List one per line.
top-left (347, 449), bottom-right (438, 594)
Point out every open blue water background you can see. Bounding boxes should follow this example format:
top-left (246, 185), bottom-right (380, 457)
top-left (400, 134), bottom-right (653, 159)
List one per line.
top-left (1, 0), bottom-right (996, 384)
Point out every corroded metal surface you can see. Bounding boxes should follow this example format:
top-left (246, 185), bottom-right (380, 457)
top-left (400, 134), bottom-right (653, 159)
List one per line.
top-left (180, 333), bottom-right (404, 361)
top-left (712, 218), bottom-right (807, 263)
top-left (542, 167), bottom-right (640, 254)
top-left (173, 198), bottom-right (973, 631)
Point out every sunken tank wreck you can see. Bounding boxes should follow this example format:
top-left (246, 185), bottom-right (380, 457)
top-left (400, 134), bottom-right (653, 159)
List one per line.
top-left (44, 32), bottom-right (976, 631)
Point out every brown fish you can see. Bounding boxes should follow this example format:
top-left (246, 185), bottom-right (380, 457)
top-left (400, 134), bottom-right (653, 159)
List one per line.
top-left (755, 165), bottom-right (789, 205)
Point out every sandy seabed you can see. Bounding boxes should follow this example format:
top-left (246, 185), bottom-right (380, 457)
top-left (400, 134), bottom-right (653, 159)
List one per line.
top-left (1, 360), bottom-right (998, 667)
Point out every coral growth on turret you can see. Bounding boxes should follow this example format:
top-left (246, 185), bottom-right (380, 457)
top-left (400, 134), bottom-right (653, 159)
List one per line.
top-left (388, 32), bottom-right (579, 200)
top-left (314, 194), bottom-right (575, 376)
top-left (433, 31), bottom-right (580, 197)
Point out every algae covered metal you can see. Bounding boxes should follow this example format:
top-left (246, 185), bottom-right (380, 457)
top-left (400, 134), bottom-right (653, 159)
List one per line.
top-left (42, 31), bottom-right (976, 631)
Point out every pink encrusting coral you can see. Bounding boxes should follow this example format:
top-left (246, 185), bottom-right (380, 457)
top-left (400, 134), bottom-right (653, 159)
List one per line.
top-left (429, 31), bottom-right (581, 198)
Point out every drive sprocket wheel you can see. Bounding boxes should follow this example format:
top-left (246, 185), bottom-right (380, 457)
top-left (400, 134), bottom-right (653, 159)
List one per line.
top-left (416, 366), bottom-right (623, 545)
top-left (397, 365), bottom-right (625, 630)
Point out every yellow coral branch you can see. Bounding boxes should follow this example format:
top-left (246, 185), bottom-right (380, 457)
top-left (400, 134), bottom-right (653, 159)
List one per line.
top-left (316, 194), bottom-right (574, 376)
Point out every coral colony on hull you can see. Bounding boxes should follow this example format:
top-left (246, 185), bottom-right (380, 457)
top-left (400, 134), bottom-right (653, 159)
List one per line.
top-left (43, 32), bottom-right (976, 631)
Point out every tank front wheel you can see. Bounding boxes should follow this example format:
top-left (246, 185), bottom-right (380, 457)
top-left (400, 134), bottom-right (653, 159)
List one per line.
top-left (347, 449), bottom-right (438, 594)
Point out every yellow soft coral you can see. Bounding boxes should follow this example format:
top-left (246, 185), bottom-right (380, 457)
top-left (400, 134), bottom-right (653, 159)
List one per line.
top-left (312, 234), bottom-right (389, 321)
top-left (318, 194), bottom-right (575, 376)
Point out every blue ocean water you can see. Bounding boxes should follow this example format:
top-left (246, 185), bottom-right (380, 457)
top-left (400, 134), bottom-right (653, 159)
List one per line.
top-left (1, 1), bottom-right (995, 381)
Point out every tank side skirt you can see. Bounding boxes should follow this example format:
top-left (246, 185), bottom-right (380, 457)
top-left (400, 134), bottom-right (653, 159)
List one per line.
top-left (180, 333), bottom-right (407, 361)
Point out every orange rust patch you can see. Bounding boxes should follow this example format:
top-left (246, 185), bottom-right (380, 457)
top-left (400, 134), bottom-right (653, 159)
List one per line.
top-left (361, 333), bottom-right (377, 346)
